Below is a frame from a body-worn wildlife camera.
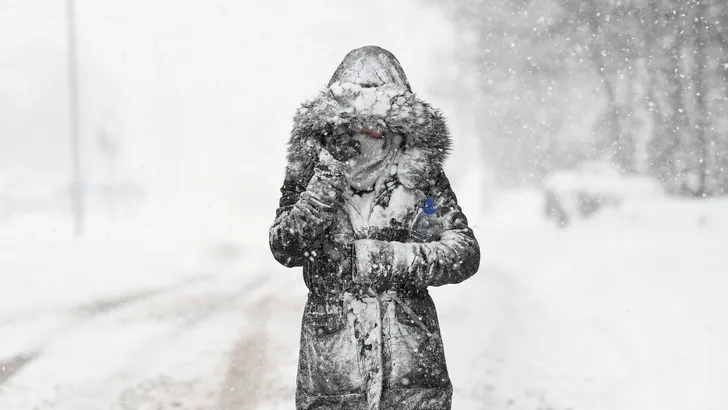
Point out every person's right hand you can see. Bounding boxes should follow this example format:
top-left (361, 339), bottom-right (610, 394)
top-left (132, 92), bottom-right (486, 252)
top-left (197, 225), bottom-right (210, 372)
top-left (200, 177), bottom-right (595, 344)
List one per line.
top-left (303, 148), bottom-right (350, 204)
top-left (316, 148), bottom-right (349, 177)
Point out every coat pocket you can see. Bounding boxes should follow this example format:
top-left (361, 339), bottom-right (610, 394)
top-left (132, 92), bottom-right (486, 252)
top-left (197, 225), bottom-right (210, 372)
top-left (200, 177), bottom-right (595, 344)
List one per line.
top-left (387, 296), bottom-right (450, 389)
top-left (306, 311), bottom-right (346, 337)
top-left (298, 301), bottom-right (366, 396)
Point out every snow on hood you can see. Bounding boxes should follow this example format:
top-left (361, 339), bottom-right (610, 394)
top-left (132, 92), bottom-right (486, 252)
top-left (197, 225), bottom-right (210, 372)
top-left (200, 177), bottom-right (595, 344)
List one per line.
top-left (286, 46), bottom-right (452, 190)
top-left (326, 45), bottom-right (412, 92)
top-left (324, 46), bottom-right (413, 122)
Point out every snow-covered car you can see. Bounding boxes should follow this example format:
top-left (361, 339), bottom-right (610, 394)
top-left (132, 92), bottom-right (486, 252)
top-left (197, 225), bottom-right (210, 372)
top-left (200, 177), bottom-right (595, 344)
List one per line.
top-left (543, 161), bottom-right (663, 227)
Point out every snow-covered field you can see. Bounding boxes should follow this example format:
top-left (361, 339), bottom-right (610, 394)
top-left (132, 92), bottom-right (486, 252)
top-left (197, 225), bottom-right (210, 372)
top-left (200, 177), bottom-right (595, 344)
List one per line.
top-left (0, 191), bottom-right (725, 410)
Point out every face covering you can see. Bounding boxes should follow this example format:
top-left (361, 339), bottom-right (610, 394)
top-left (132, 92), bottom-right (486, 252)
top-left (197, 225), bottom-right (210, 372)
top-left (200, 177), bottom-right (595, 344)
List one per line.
top-left (348, 133), bottom-right (402, 192)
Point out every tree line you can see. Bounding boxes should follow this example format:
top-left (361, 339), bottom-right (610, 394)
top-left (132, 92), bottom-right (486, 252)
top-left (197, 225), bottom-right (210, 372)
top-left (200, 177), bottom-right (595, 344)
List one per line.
top-left (446, 0), bottom-right (727, 197)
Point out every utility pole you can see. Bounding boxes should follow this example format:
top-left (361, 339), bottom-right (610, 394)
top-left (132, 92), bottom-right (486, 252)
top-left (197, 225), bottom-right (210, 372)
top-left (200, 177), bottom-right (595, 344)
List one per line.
top-left (65, 0), bottom-right (84, 235)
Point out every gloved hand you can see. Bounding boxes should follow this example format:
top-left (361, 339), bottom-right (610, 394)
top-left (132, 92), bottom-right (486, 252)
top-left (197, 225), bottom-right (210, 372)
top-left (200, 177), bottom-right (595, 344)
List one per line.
top-left (304, 149), bottom-right (350, 205)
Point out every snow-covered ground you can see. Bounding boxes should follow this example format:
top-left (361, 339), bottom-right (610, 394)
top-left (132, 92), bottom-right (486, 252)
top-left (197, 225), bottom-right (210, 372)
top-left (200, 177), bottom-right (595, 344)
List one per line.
top-left (442, 190), bottom-right (728, 410)
top-left (0, 191), bottom-right (726, 409)
top-left (0, 213), bottom-right (290, 409)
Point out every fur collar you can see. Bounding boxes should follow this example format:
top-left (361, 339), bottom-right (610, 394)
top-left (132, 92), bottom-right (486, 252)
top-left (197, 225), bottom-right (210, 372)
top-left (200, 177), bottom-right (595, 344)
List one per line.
top-left (286, 84), bottom-right (452, 190)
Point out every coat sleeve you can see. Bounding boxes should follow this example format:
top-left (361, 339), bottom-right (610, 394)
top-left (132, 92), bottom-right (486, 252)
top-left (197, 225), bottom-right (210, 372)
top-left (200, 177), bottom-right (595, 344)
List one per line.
top-left (351, 171), bottom-right (480, 287)
top-left (269, 150), bottom-right (348, 267)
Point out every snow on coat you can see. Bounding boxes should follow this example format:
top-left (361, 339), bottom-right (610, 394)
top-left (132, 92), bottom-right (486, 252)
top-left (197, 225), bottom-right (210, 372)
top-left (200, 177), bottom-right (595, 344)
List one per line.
top-left (269, 45), bottom-right (480, 410)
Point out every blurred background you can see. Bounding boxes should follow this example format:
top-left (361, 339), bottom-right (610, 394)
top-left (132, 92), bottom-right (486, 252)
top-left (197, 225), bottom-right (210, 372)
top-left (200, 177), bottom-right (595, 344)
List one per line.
top-left (0, 0), bottom-right (726, 409)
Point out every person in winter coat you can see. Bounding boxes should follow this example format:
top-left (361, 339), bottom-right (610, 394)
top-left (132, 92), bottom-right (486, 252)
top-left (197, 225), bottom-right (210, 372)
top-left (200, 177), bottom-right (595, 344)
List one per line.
top-left (269, 45), bottom-right (480, 410)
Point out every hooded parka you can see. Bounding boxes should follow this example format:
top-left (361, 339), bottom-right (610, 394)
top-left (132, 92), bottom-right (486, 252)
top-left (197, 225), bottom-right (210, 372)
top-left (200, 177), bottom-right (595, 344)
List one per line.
top-left (269, 46), bottom-right (480, 410)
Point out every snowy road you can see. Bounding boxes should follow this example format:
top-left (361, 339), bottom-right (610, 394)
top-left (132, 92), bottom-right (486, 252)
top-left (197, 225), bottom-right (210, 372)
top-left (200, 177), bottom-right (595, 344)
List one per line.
top-left (0, 269), bottom-right (286, 409)
top-left (1, 195), bottom-right (727, 409)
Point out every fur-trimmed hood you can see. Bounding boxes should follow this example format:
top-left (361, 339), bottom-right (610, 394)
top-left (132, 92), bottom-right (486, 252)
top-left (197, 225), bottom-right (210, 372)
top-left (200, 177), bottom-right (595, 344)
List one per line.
top-left (286, 46), bottom-right (452, 190)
